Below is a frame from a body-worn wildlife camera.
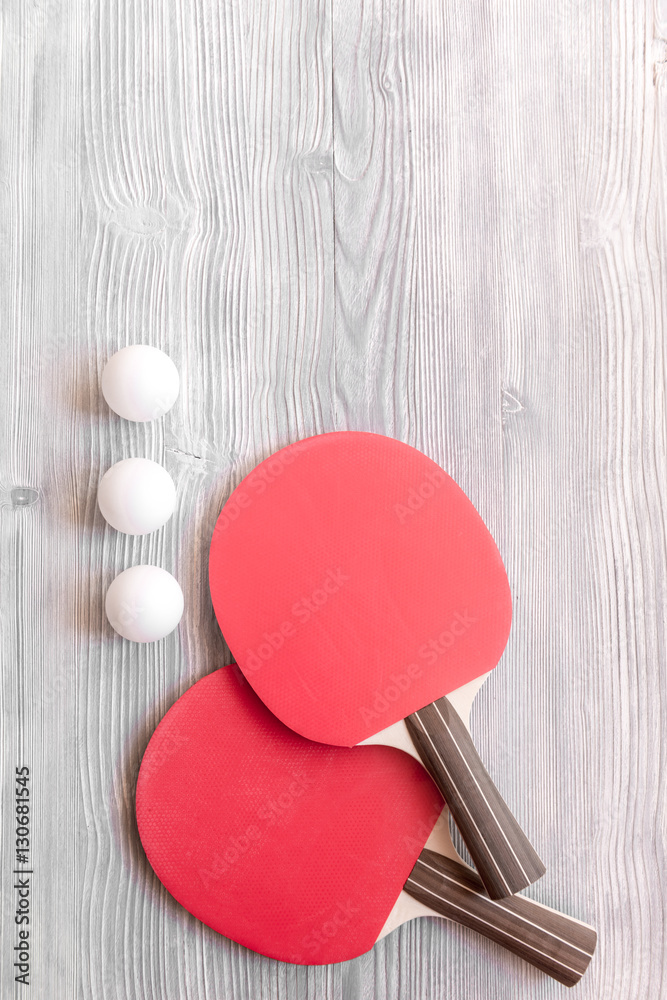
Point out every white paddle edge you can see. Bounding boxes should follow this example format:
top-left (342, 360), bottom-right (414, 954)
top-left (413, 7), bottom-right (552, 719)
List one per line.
top-left (358, 673), bottom-right (489, 762)
top-left (363, 672), bottom-right (490, 945)
top-left (376, 804), bottom-right (463, 940)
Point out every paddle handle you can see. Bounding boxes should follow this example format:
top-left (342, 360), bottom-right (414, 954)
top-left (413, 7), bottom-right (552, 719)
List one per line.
top-left (405, 850), bottom-right (596, 987)
top-left (405, 696), bottom-right (546, 899)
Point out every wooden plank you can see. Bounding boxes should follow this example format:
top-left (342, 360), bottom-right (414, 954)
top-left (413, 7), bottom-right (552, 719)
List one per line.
top-left (0, 3), bottom-right (82, 998)
top-left (491, 2), bottom-right (606, 996)
top-left (570, 2), bottom-right (667, 997)
top-left (495, 2), bottom-right (667, 1000)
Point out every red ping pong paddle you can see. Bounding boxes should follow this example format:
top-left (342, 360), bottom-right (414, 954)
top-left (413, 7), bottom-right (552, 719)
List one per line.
top-left (208, 431), bottom-right (545, 899)
top-left (136, 667), bottom-right (596, 984)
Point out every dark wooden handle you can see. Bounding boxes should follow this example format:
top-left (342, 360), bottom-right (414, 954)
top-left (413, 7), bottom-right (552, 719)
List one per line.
top-left (405, 696), bottom-right (546, 899)
top-left (405, 850), bottom-right (596, 987)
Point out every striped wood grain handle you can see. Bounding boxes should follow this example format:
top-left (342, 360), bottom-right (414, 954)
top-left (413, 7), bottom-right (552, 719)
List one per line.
top-left (405, 696), bottom-right (546, 899)
top-left (405, 850), bottom-right (596, 987)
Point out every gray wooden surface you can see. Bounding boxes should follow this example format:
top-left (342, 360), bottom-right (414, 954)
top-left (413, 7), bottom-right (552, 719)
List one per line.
top-left (1, 0), bottom-right (665, 997)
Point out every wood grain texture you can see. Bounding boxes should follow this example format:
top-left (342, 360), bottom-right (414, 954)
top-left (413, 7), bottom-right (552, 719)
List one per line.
top-left (0, 0), bottom-right (665, 998)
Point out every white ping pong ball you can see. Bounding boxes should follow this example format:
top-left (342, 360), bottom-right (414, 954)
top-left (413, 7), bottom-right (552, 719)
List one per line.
top-left (105, 565), bottom-right (184, 642)
top-left (102, 345), bottom-right (179, 421)
top-left (97, 458), bottom-right (176, 535)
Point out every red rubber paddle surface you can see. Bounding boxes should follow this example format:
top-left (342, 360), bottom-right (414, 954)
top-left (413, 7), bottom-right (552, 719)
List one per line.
top-left (209, 432), bottom-right (512, 747)
top-left (136, 667), bottom-right (441, 964)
